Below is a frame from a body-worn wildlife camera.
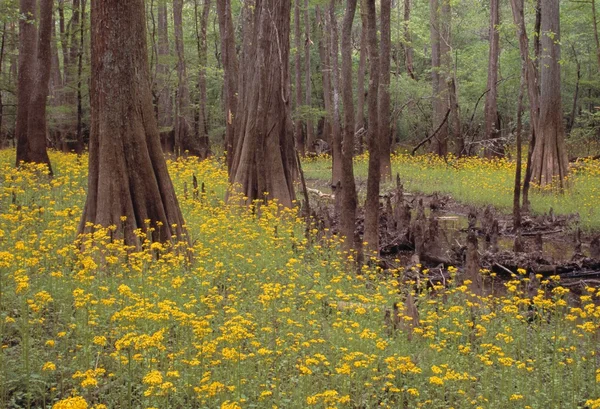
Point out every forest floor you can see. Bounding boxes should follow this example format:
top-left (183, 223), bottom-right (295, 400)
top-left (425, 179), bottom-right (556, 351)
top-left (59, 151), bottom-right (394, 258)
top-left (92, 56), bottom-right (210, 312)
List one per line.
top-left (1, 150), bottom-right (600, 409)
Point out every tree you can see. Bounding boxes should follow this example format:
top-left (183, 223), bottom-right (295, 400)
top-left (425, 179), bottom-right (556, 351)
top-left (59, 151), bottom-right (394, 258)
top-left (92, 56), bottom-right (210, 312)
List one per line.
top-left (304, 0), bottom-right (314, 151)
top-left (363, 0), bottom-right (381, 254)
top-left (193, 0), bottom-right (211, 158)
top-left (379, 0), bottom-right (392, 181)
top-left (484, 0), bottom-right (501, 157)
top-left (403, 0), bottom-right (415, 79)
top-left (429, 0), bottom-right (449, 156)
top-left (156, 1), bottom-right (174, 152)
top-left (294, 0), bottom-right (305, 155)
top-left (15, 0), bottom-right (53, 172)
top-left (227, 0), bottom-right (296, 207)
top-left (339, 0), bottom-right (359, 252)
top-left (216, 0), bottom-right (238, 172)
top-left (79, 0), bottom-right (186, 245)
top-left (529, 0), bottom-right (569, 188)
top-left (328, 0), bottom-right (343, 185)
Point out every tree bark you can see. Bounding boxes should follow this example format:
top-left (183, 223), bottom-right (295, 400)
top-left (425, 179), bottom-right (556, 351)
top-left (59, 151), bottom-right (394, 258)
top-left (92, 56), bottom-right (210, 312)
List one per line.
top-left (529, 0), bottom-right (569, 188)
top-left (379, 0), bottom-right (392, 181)
top-left (216, 0), bottom-right (239, 171)
top-left (156, 2), bottom-right (174, 152)
top-left (227, 0), bottom-right (296, 207)
top-left (355, 12), bottom-right (367, 152)
top-left (305, 0), bottom-right (314, 151)
top-left (363, 0), bottom-right (381, 255)
top-left (317, 6), bottom-right (333, 145)
top-left (294, 0), bottom-right (305, 155)
top-left (484, 0), bottom-right (501, 157)
top-left (513, 59), bottom-right (526, 231)
top-left (340, 0), bottom-right (359, 252)
top-left (403, 0), bottom-right (415, 79)
top-left (194, 0), bottom-right (211, 158)
top-left (16, 0), bottom-right (53, 171)
top-left (329, 0), bottom-right (343, 185)
top-left (80, 0), bottom-right (186, 246)
top-left (429, 0), bottom-right (448, 156)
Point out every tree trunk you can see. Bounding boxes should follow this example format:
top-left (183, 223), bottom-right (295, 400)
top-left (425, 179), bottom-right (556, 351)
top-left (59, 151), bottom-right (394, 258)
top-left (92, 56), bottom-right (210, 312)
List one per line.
top-left (568, 45), bottom-right (581, 134)
top-left (173, 0), bottom-right (197, 156)
top-left (429, 0), bottom-right (448, 156)
top-left (216, 0), bottom-right (239, 171)
top-left (16, 0), bottom-right (53, 171)
top-left (513, 59), bottom-right (526, 231)
top-left (317, 6), bottom-right (333, 145)
top-left (80, 0), bottom-right (186, 246)
top-left (529, 0), bottom-right (569, 188)
top-left (227, 0), bottom-right (296, 207)
top-left (294, 0), bottom-right (305, 155)
top-left (363, 0), bottom-right (381, 255)
top-left (510, 0), bottom-right (539, 211)
top-left (379, 0), bottom-right (392, 181)
top-left (329, 0), bottom-right (343, 185)
top-left (0, 24), bottom-right (5, 145)
top-left (340, 0), bottom-right (359, 252)
top-left (484, 0), bottom-right (501, 157)
top-left (194, 0), bottom-right (211, 159)
top-left (403, 0), bottom-right (415, 79)
top-left (156, 2), bottom-right (174, 153)
top-left (305, 0), bottom-right (314, 151)
top-left (355, 13), bottom-right (367, 152)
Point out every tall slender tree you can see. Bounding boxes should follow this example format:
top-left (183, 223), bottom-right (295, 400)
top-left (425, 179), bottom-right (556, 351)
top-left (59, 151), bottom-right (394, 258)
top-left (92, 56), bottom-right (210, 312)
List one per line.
top-left (340, 0), bottom-right (359, 252)
top-left (193, 0), bottom-right (211, 158)
top-left (363, 0), bottom-right (381, 254)
top-left (484, 0), bottom-right (501, 157)
top-left (80, 0), bottom-right (186, 245)
top-left (15, 0), bottom-right (53, 171)
top-left (379, 0), bottom-right (392, 181)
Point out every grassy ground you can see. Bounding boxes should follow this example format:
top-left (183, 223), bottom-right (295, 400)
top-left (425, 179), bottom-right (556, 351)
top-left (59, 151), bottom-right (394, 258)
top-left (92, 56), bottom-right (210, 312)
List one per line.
top-left (1, 150), bottom-right (600, 409)
top-left (303, 153), bottom-right (600, 230)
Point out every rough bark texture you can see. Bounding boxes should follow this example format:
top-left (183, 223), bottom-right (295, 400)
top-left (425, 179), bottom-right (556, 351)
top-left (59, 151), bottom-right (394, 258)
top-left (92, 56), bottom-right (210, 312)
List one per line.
top-left (484, 0), bottom-right (501, 157)
top-left (593, 0), bottom-right (600, 71)
top-left (317, 6), bottom-right (333, 145)
top-left (294, 0), bottom-right (305, 155)
top-left (305, 0), bottom-right (314, 151)
top-left (379, 0), bottom-right (392, 181)
top-left (363, 0), bottom-right (381, 255)
top-left (429, 0), bottom-right (448, 156)
top-left (80, 0), bottom-right (186, 246)
top-left (530, 0), bottom-right (569, 188)
top-left (194, 0), bottom-right (211, 158)
top-left (403, 0), bottom-right (415, 79)
top-left (329, 0), bottom-right (343, 185)
top-left (355, 14), bottom-right (367, 152)
top-left (16, 0), bottom-right (53, 171)
top-left (227, 0), bottom-right (296, 207)
top-left (216, 0), bottom-right (239, 171)
top-left (156, 2), bottom-right (173, 152)
top-left (340, 0), bottom-right (359, 252)
top-left (513, 60), bottom-right (526, 231)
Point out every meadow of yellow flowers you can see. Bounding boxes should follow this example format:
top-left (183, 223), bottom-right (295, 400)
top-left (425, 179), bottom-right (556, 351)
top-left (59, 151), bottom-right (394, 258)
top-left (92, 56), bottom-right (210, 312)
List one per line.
top-left (1, 150), bottom-right (599, 409)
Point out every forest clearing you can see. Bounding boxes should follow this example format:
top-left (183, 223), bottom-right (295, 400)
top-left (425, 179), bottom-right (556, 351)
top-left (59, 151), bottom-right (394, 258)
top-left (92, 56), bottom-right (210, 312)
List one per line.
top-left (0, 150), bottom-right (600, 409)
top-left (1, 0), bottom-right (600, 407)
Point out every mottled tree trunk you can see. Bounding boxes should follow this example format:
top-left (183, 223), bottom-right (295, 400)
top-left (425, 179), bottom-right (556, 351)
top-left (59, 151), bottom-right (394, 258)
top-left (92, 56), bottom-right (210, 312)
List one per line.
top-left (193, 0), bottom-right (211, 158)
top-left (317, 6), bottom-right (333, 145)
top-left (227, 0), bottom-right (296, 207)
top-left (484, 0), bottom-right (501, 157)
top-left (329, 0), bottom-right (343, 185)
top-left (592, 0), bottom-right (600, 71)
top-left (305, 0), bottom-right (314, 151)
top-left (363, 0), bottom-right (381, 255)
top-left (340, 0), bottom-right (359, 252)
top-left (429, 0), bottom-right (448, 156)
top-left (80, 0), bottom-right (186, 246)
top-left (216, 0), bottom-right (238, 171)
top-left (529, 0), bottom-right (569, 188)
top-left (355, 14), bottom-right (367, 152)
top-left (403, 0), bottom-right (415, 79)
top-left (294, 0), bottom-right (305, 155)
top-left (156, 2), bottom-right (174, 152)
top-left (16, 0), bottom-right (53, 171)
top-left (379, 0), bottom-right (392, 181)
